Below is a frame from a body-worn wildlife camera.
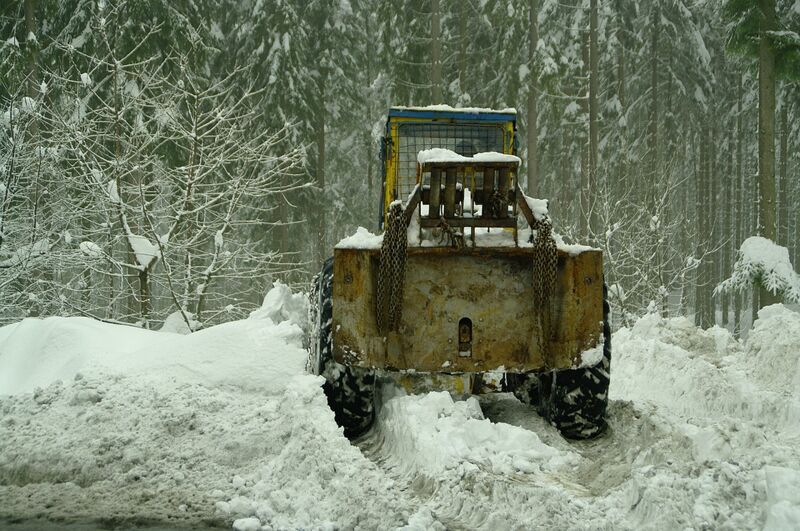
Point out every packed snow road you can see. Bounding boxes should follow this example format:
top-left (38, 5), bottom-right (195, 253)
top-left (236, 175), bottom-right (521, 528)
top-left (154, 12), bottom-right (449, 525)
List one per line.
top-left (0, 285), bottom-right (798, 530)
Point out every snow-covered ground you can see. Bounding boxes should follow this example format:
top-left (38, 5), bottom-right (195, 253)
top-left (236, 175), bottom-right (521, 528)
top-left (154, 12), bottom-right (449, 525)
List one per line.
top-left (1, 286), bottom-right (799, 530)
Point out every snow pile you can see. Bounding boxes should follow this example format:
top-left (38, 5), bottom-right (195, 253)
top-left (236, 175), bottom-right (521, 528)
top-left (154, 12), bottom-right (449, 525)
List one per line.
top-left (717, 236), bottom-right (800, 303)
top-left (0, 282), bottom-right (412, 528)
top-left (375, 391), bottom-right (576, 478)
top-left (248, 280), bottom-right (307, 330)
top-left (765, 466), bottom-right (800, 530)
top-left (0, 316), bottom-right (305, 397)
top-left (611, 307), bottom-right (800, 433)
top-left (417, 147), bottom-right (470, 164)
top-left (0, 238), bottom-right (50, 267)
top-left (742, 304), bottom-right (800, 425)
top-left (0, 283), bottom-right (309, 397)
top-left (609, 306), bottom-right (800, 527)
top-left (159, 310), bottom-right (200, 334)
top-left (79, 240), bottom-right (103, 258)
top-left (127, 232), bottom-right (159, 269)
top-left (335, 226), bottom-right (383, 249)
top-left (0, 372), bottom-right (410, 529)
top-left (523, 194), bottom-right (548, 221)
top-left (214, 375), bottom-right (410, 531)
top-left (472, 152), bottom-right (522, 164)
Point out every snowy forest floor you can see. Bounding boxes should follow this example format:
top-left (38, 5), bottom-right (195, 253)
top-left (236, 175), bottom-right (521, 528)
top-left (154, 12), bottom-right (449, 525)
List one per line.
top-left (0, 289), bottom-right (799, 530)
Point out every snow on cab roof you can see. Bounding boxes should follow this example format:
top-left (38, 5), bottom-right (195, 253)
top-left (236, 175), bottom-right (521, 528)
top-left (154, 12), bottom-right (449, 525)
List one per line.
top-left (388, 105), bottom-right (517, 121)
top-left (391, 104), bottom-right (517, 114)
top-left (417, 148), bottom-right (521, 165)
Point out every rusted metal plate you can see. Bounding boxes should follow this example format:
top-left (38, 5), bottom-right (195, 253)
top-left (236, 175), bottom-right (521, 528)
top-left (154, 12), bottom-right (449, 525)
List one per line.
top-left (332, 246), bottom-right (604, 373)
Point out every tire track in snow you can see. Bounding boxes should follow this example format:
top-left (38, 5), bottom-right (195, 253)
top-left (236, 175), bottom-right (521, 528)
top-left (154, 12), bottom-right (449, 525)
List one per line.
top-left (355, 390), bottom-right (610, 530)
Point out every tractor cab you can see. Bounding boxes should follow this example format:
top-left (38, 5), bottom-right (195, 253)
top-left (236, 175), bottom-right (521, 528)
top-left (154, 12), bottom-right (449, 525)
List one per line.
top-left (379, 106), bottom-right (517, 227)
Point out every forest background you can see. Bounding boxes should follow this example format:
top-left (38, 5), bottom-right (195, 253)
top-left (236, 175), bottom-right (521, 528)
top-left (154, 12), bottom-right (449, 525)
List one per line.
top-left (1, 0), bottom-right (799, 334)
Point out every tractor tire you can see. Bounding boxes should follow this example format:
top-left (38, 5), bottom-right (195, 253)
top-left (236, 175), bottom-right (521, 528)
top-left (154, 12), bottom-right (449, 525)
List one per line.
top-left (509, 284), bottom-right (611, 440)
top-left (309, 258), bottom-right (376, 438)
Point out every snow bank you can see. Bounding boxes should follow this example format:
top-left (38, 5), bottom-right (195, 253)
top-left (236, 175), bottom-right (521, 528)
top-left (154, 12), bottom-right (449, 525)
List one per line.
top-left (0, 317), bottom-right (161, 396)
top-left (0, 282), bottom-right (412, 528)
top-left (611, 305), bottom-right (800, 433)
top-left (0, 372), bottom-right (410, 529)
top-left (0, 283), bottom-right (309, 397)
top-left (610, 306), bottom-right (800, 528)
top-left (0, 317), bottom-right (305, 397)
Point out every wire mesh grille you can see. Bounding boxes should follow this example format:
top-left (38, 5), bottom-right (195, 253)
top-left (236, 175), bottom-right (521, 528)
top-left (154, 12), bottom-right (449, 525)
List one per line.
top-left (395, 124), bottom-right (504, 200)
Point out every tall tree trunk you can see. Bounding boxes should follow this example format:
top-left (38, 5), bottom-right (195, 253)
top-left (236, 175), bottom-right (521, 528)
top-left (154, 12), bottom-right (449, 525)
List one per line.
top-left (757, 0), bottom-right (779, 307)
top-left (795, 157), bottom-right (800, 270)
top-left (734, 72), bottom-right (743, 335)
top-left (317, 74), bottom-right (327, 268)
top-left (25, 0), bottom-right (38, 102)
top-left (615, 2), bottom-right (627, 198)
top-left (752, 177), bottom-right (760, 327)
top-left (459, 0), bottom-right (467, 99)
top-left (617, 31), bottom-right (625, 110)
top-left (722, 148), bottom-right (732, 329)
top-left (364, 10), bottom-right (376, 229)
top-left (139, 269), bottom-right (150, 328)
top-left (695, 128), bottom-right (705, 328)
top-left (778, 97), bottom-right (788, 247)
top-left (430, 0), bottom-right (442, 104)
top-left (559, 121), bottom-right (569, 221)
top-left (579, 31), bottom-right (590, 238)
top-left (701, 125), bottom-right (714, 328)
top-left (527, 0), bottom-right (539, 196)
top-left (588, 0), bottom-right (599, 233)
top-left (648, 3), bottom-right (659, 187)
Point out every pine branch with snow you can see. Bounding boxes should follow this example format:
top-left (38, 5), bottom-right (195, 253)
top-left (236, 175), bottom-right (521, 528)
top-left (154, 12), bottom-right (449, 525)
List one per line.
top-left (716, 237), bottom-right (800, 304)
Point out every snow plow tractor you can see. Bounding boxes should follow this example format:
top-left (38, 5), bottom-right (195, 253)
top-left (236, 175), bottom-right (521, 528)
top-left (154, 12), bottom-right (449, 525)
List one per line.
top-left (309, 106), bottom-right (610, 440)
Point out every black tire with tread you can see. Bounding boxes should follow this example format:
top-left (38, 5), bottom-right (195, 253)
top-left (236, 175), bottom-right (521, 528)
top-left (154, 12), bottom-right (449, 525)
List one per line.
top-left (310, 258), bottom-right (375, 438)
top-left (509, 284), bottom-right (611, 439)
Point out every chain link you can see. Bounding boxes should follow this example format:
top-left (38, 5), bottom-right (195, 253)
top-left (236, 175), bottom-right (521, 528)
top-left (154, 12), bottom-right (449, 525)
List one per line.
top-left (376, 202), bottom-right (408, 334)
top-left (437, 216), bottom-right (465, 249)
top-left (531, 213), bottom-right (558, 351)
